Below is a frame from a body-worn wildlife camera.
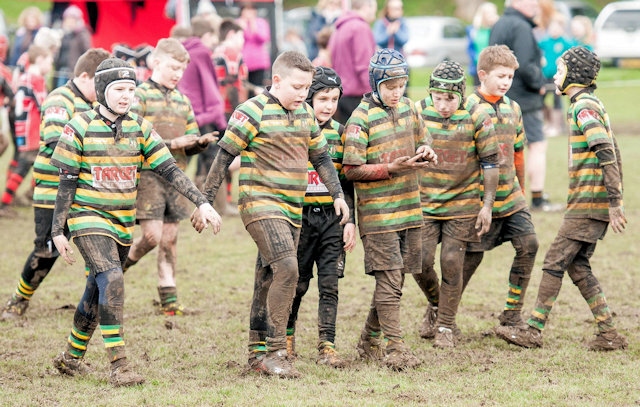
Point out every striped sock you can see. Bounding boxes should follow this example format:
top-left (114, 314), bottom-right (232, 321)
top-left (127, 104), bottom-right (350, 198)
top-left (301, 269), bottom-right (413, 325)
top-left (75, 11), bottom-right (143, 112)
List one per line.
top-left (101, 324), bottom-right (125, 362)
top-left (504, 282), bottom-right (523, 311)
top-left (15, 277), bottom-right (34, 300)
top-left (67, 326), bottom-right (91, 359)
top-left (158, 286), bottom-right (178, 308)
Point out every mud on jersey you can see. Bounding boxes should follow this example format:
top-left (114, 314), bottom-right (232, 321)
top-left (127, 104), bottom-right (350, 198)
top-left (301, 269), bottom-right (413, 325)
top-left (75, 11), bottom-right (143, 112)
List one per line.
top-left (416, 95), bottom-right (499, 220)
top-left (50, 109), bottom-right (176, 245)
top-left (131, 80), bottom-right (199, 170)
top-left (566, 92), bottom-right (623, 221)
top-left (465, 91), bottom-right (527, 218)
top-left (33, 82), bottom-right (94, 209)
top-left (218, 91), bottom-right (328, 228)
top-left (304, 119), bottom-right (345, 206)
top-left (343, 94), bottom-right (428, 236)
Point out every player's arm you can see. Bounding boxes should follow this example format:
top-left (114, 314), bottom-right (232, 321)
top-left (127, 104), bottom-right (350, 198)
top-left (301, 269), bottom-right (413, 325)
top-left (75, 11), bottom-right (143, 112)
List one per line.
top-left (202, 147), bottom-right (236, 204)
top-left (51, 169), bottom-right (78, 265)
top-left (593, 142), bottom-right (626, 233)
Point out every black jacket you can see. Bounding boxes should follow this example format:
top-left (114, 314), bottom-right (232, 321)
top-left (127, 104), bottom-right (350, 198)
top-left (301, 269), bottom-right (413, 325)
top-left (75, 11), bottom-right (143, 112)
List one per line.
top-left (489, 7), bottom-right (544, 113)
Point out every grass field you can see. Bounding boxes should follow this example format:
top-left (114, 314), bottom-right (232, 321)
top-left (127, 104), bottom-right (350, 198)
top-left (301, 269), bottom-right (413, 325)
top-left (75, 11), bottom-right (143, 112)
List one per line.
top-left (1, 79), bottom-right (640, 406)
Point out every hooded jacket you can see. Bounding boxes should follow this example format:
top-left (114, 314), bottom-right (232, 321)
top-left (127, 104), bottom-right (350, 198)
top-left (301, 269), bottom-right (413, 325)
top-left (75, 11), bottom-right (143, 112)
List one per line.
top-left (489, 7), bottom-right (544, 113)
top-left (329, 11), bottom-right (376, 97)
top-left (178, 37), bottom-right (227, 130)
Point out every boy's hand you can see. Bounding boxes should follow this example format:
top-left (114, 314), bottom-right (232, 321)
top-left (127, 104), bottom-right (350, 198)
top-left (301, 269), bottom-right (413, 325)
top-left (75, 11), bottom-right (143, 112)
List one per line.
top-left (191, 203), bottom-right (222, 234)
top-left (416, 145), bottom-right (438, 165)
top-left (343, 222), bottom-right (356, 253)
top-left (52, 235), bottom-right (76, 265)
top-left (171, 134), bottom-right (199, 149)
top-left (475, 206), bottom-right (492, 237)
top-left (198, 131), bottom-right (220, 147)
top-left (609, 205), bottom-right (627, 233)
top-left (388, 155), bottom-right (430, 174)
top-left (333, 198), bottom-right (350, 225)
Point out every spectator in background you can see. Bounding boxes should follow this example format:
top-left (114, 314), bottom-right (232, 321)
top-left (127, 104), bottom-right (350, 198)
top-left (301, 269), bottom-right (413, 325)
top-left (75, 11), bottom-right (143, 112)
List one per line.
top-left (307, 0), bottom-right (342, 61)
top-left (311, 25), bottom-right (333, 67)
top-left (54, 5), bottom-right (92, 88)
top-left (237, 2), bottom-right (271, 93)
top-left (170, 25), bottom-right (193, 42)
top-left (9, 7), bottom-right (44, 67)
top-left (466, 2), bottom-right (499, 86)
top-left (281, 28), bottom-right (309, 57)
top-left (0, 35), bottom-right (14, 158)
top-left (538, 12), bottom-right (572, 137)
top-left (490, 0), bottom-right (562, 212)
top-left (329, 0), bottom-right (377, 124)
top-left (569, 15), bottom-right (594, 50)
top-left (373, 0), bottom-right (409, 54)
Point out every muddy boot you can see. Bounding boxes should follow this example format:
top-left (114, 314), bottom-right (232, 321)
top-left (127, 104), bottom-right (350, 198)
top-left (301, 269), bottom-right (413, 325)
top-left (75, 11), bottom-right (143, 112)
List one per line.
top-left (1, 295), bottom-right (29, 320)
top-left (419, 303), bottom-right (438, 339)
top-left (495, 325), bottom-right (543, 348)
top-left (53, 352), bottom-right (92, 376)
top-left (356, 330), bottom-right (385, 362)
top-left (498, 310), bottom-right (526, 327)
top-left (109, 358), bottom-right (145, 387)
top-left (316, 341), bottom-right (346, 368)
top-left (587, 330), bottom-right (628, 351)
top-left (384, 339), bottom-right (420, 371)
top-left (254, 349), bottom-right (301, 379)
top-left (433, 326), bottom-right (457, 349)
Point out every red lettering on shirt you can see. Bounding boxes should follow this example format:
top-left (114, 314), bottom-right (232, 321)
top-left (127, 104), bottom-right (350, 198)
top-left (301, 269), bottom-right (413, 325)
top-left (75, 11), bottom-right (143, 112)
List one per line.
top-left (230, 110), bottom-right (249, 126)
top-left (91, 165), bottom-right (137, 190)
top-left (577, 109), bottom-right (599, 126)
top-left (346, 124), bottom-right (361, 140)
top-left (44, 106), bottom-right (68, 121)
top-left (61, 125), bottom-right (75, 141)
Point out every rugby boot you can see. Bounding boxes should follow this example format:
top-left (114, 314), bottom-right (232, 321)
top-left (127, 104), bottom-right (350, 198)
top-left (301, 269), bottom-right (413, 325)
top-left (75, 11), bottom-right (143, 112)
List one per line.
top-left (419, 303), bottom-right (438, 339)
top-left (587, 330), bottom-right (628, 351)
top-left (253, 349), bottom-right (301, 379)
top-left (1, 295), bottom-right (29, 320)
top-left (498, 310), bottom-right (527, 327)
top-left (433, 326), bottom-right (457, 349)
top-left (316, 341), bottom-right (346, 368)
top-left (356, 330), bottom-right (385, 361)
top-left (109, 358), bottom-right (145, 387)
top-left (495, 324), bottom-right (543, 348)
top-left (384, 339), bottom-right (420, 371)
top-left (53, 352), bottom-right (92, 376)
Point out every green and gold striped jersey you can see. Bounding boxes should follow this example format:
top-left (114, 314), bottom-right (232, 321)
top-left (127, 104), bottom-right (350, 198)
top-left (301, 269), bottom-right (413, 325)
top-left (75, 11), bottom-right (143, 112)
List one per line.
top-left (217, 91), bottom-right (328, 228)
top-left (33, 81), bottom-right (94, 209)
top-left (417, 96), bottom-right (499, 219)
top-left (131, 79), bottom-right (199, 170)
top-left (50, 109), bottom-right (176, 245)
top-left (343, 94), bottom-right (428, 236)
top-left (303, 118), bottom-right (345, 206)
top-left (465, 91), bottom-right (527, 218)
top-left (566, 92), bottom-right (622, 221)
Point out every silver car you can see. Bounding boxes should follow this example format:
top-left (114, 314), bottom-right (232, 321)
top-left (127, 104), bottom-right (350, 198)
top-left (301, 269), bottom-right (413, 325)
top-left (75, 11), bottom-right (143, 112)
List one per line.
top-left (403, 16), bottom-right (470, 68)
top-left (594, 1), bottom-right (640, 63)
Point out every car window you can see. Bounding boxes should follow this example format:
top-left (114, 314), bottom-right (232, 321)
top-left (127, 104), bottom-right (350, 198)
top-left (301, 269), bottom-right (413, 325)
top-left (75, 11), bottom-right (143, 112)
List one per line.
top-left (406, 20), bottom-right (433, 38)
top-left (603, 10), bottom-right (640, 31)
top-left (443, 23), bottom-right (465, 39)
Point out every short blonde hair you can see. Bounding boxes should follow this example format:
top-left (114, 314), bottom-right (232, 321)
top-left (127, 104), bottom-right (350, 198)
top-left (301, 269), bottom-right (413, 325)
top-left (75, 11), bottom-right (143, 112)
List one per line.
top-left (477, 45), bottom-right (519, 73)
top-left (272, 51), bottom-right (314, 78)
top-left (154, 38), bottom-right (190, 63)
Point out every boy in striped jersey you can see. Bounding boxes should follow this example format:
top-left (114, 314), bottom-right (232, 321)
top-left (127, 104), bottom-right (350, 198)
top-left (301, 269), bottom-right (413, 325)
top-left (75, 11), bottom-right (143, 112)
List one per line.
top-left (193, 51), bottom-right (349, 378)
top-left (343, 48), bottom-right (436, 370)
top-left (413, 60), bottom-right (499, 348)
top-left (285, 67), bottom-right (356, 368)
top-left (124, 38), bottom-right (217, 316)
top-left (50, 58), bottom-right (221, 386)
top-left (496, 46), bottom-right (628, 351)
top-left (1, 48), bottom-right (110, 321)
top-left (458, 45), bottom-right (539, 330)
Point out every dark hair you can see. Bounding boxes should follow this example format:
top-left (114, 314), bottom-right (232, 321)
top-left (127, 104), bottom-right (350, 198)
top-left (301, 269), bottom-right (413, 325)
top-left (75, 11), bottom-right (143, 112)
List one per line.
top-left (74, 48), bottom-right (111, 77)
top-left (219, 18), bottom-right (243, 42)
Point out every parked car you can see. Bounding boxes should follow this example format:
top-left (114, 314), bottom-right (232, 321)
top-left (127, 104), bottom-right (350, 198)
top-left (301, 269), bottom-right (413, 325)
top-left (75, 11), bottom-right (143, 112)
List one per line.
top-left (554, 0), bottom-right (599, 22)
top-left (594, 1), bottom-right (640, 63)
top-left (403, 16), bottom-right (469, 68)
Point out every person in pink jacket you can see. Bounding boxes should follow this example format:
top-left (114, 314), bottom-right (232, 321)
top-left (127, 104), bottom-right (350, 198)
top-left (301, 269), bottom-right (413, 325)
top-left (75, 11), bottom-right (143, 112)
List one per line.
top-left (237, 2), bottom-right (271, 95)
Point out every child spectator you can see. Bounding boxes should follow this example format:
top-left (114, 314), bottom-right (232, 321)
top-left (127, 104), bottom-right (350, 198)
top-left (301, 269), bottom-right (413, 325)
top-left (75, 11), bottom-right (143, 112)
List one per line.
top-left (8, 7), bottom-right (44, 67)
top-left (0, 45), bottom-right (53, 216)
top-left (496, 46), bottom-right (628, 351)
top-left (0, 34), bottom-right (14, 158)
top-left (0, 48), bottom-right (110, 321)
top-left (343, 48), bottom-right (435, 370)
top-left (192, 51), bottom-right (349, 379)
top-left (538, 13), bottom-right (573, 137)
top-left (466, 2), bottom-right (499, 86)
top-left (460, 45), bottom-right (539, 329)
top-left (123, 38), bottom-right (218, 315)
top-left (569, 15), bottom-right (594, 50)
top-left (311, 25), bottom-right (333, 68)
top-left (413, 60), bottom-right (499, 348)
top-left (49, 58), bottom-right (220, 387)
top-left (286, 66), bottom-right (356, 368)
